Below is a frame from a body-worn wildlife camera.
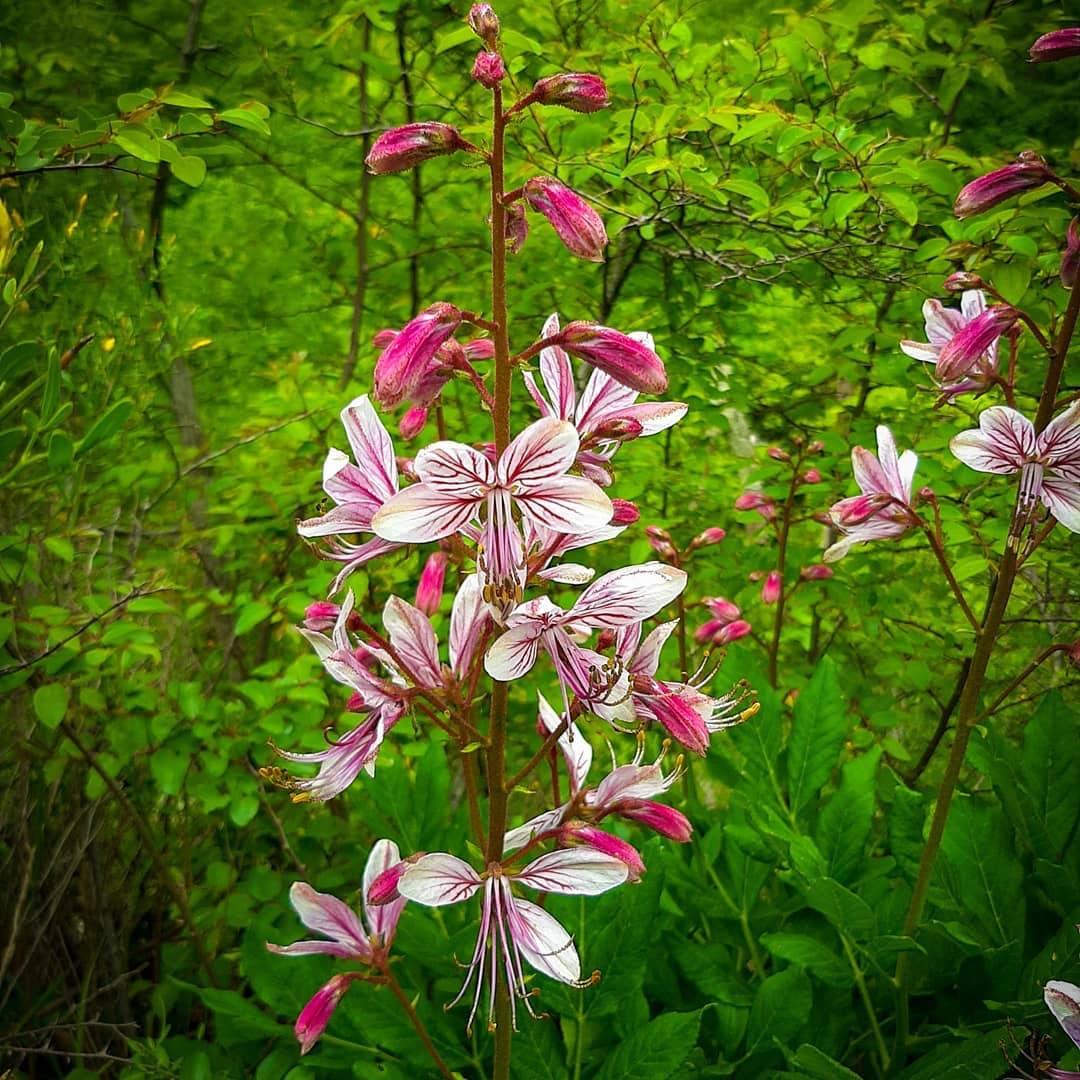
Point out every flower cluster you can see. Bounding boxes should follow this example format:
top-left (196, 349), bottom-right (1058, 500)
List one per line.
top-left (264, 2), bottom-right (756, 1058)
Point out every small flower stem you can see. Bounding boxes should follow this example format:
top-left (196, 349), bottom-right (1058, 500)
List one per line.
top-left (841, 933), bottom-right (889, 1076)
top-left (976, 643), bottom-right (1066, 722)
top-left (379, 963), bottom-right (456, 1080)
top-left (767, 468), bottom-right (800, 687)
top-left (486, 78), bottom-right (514, 1080)
top-left (510, 334), bottom-right (563, 366)
top-left (505, 715), bottom-right (571, 792)
top-left (916, 519), bottom-right (980, 633)
top-left (891, 275), bottom-right (1080, 1069)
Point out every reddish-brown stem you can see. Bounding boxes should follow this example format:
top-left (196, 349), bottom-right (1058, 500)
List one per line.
top-left (505, 715), bottom-right (571, 792)
top-left (915, 518), bottom-right (980, 632)
top-left (378, 963), bottom-right (456, 1080)
top-left (977, 643), bottom-right (1067, 722)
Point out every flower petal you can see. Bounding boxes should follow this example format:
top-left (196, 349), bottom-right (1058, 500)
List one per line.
top-left (513, 848), bottom-right (629, 895)
top-left (397, 853), bottom-right (482, 906)
top-left (498, 417), bottom-right (579, 488)
top-left (485, 624), bottom-right (542, 681)
top-left (537, 562), bottom-right (596, 585)
top-left (514, 474), bottom-right (613, 533)
top-left (851, 444), bottom-right (889, 496)
top-left (449, 574), bottom-right (491, 678)
top-left (1039, 399), bottom-right (1080, 476)
top-left (538, 692), bottom-right (591, 794)
top-left (415, 439), bottom-right (494, 494)
top-left (950, 406), bottom-right (1034, 474)
top-left (568, 563), bottom-right (687, 628)
top-left (372, 483), bottom-right (479, 543)
top-left (287, 882), bottom-right (369, 953)
top-left (383, 596), bottom-right (441, 687)
top-left (1045, 980), bottom-right (1080, 1051)
top-left (575, 367), bottom-right (639, 432)
top-left (340, 396), bottom-right (398, 502)
top-left (503, 805), bottom-right (569, 853)
top-left (507, 898), bottom-right (581, 984)
top-left (539, 313), bottom-right (575, 419)
top-left (363, 839), bottom-right (407, 945)
top-left (1041, 476), bottom-right (1080, 532)
top-left (631, 619), bottom-right (678, 677)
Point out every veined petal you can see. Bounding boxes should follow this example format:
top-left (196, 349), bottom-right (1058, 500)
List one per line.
top-left (515, 474), bottom-right (613, 533)
top-left (298, 502), bottom-right (378, 539)
top-left (341, 396), bottom-right (398, 502)
top-left (1038, 399), bottom-right (1080, 474)
top-left (594, 762), bottom-right (670, 805)
top-left (383, 596), bottom-right (441, 687)
top-left (538, 692), bottom-right (592, 794)
top-left (449, 574), bottom-right (491, 678)
top-left (503, 805), bottom-right (569, 853)
top-left (287, 882), bottom-right (369, 952)
top-left (923, 297), bottom-right (966, 345)
top-left (1041, 477), bottom-right (1080, 532)
top-left (513, 848), bottom-right (629, 895)
top-left (507, 898), bottom-right (581, 985)
top-left (266, 939), bottom-right (361, 959)
top-left (851, 444), bottom-right (890, 496)
top-left (398, 853), bottom-right (482, 906)
top-left (363, 839), bottom-right (406, 944)
top-left (537, 563), bottom-right (596, 585)
top-left (539, 313), bottom-right (575, 420)
top-left (1046, 980), bottom-right (1080, 1051)
top-left (899, 339), bottom-right (939, 363)
top-left (497, 417), bottom-right (579, 488)
top-left (568, 563), bottom-right (687, 628)
top-left (485, 624), bottom-right (543, 681)
top-left (614, 400), bottom-right (688, 436)
top-left (950, 406), bottom-right (1034, 474)
top-left (874, 426), bottom-right (905, 496)
top-left (575, 367), bottom-right (639, 432)
top-left (372, 483), bottom-right (480, 543)
top-left (896, 449), bottom-right (918, 501)
top-left (632, 620), bottom-right (678, 677)
top-left (415, 439), bottom-right (495, 494)
top-left (522, 371), bottom-right (556, 418)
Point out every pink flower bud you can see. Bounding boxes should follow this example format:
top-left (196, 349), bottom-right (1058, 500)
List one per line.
top-left (399, 406), bottom-right (428, 440)
top-left (589, 416), bottom-right (644, 442)
top-left (706, 596), bottom-right (741, 622)
top-left (766, 446), bottom-right (790, 462)
top-left (713, 619), bottom-right (752, 645)
top-left (943, 271), bottom-right (985, 292)
top-left (559, 322), bottom-right (668, 394)
top-left (563, 824), bottom-right (645, 881)
top-left (530, 73), bottom-right (609, 113)
top-left (800, 468), bottom-right (822, 484)
top-left (690, 526), bottom-right (726, 548)
top-left (694, 618), bottom-right (724, 644)
top-left (617, 800), bottom-right (693, 842)
top-left (953, 154), bottom-right (1054, 218)
top-left (505, 201), bottom-right (528, 255)
top-left (415, 551), bottom-right (448, 615)
top-left (295, 974), bottom-right (354, 1055)
top-left (936, 305), bottom-right (1018, 380)
top-left (374, 302), bottom-right (462, 407)
top-left (800, 564), bottom-right (834, 581)
top-left (761, 571), bottom-right (782, 605)
top-left (372, 328), bottom-right (398, 348)
top-left (595, 629), bottom-right (616, 651)
top-left (735, 491), bottom-right (771, 512)
top-left (367, 859), bottom-right (413, 905)
top-left (1029, 27), bottom-right (1080, 63)
top-left (464, 338), bottom-right (495, 361)
top-left (748, 570), bottom-right (763, 582)
top-left (472, 50), bottom-right (505, 88)
top-left (366, 122), bottom-right (470, 175)
top-left (468, 3), bottom-right (500, 46)
top-left (832, 492), bottom-right (891, 525)
top-left (303, 601), bottom-right (341, 631)
top-left (645, 525), bottom-right (676, 559)
top-left (523, 176), bottom-right (607, 263)
top-left (610, 498), bottom-right (640, 525)
top-left (1062, 218), bottom-right (1080, 289)
top-left (808, 440), bottom-right (825, 454)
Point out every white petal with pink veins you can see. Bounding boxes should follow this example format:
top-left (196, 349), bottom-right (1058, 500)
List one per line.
top-left (287, 882), bottom-right (369, 952)
top-left (513, 848), bottom-right (628, 895)
top-left (372, 484), bottom-right (479, 543)
top-left (449, 574), bottom-right (491, 678)
top-left (632, 619), bottom-right (679, 677)
top-left (382, 596), bottom-right (441, 687)
top-left (515, 475), bottom-right (613, 533)
top-left (397, 853), bottom-right (482, 906)
top-left (508, 898), bottom-right (581, 984)
top-left (851, 444), bottom-right (890, 496)
top-left (899, 339), bottom-right (939, 363)
top-left (498, 417), bottom-right (579, 488)
top-left (537, 563), bottom-right (596, 585)
top-left (539, 312), bottom-right (576, 420)
top-left (340, 396), bottom-right (399, 502)
top-left (568, 563), bottom-right (687, 628)
top-left (1039, 400), bottom-right (1080, 477)
top-left (484, 624), bottom-right (543, 681)
top-left (1040, 477), bottom-right (1080, 532)
top-left (363, 839), bottom-right (406, 944)
top-left (951, 406), bottom-right (1035, 474)
top-left (415, 440), bottom-right (494, 494)
top-left (538, 692), bottom-right (592, 793)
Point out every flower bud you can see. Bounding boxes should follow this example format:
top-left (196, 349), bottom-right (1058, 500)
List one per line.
top-left (735, 491), bottom-right (771, 512)
top-left (800, 564), bottom-right (834, 581)
top-left (303, 601), bottom-right (341, 632)
top-left (1061, 218), bottom-right (1080, 289)
top-left (366, 122), bottom-right (469, 175)
top-left (415, 551), bottom-right (448, 615)
top-left (399, 406), bottom-right (428, 440)
top-left (295, 975), bottom-right (354, 1055)
top-left (559, 322), bottom-right (668, 394)
top-left (372, 328), bottom-right (398, 348)
top-left (530, 73), bottom-right (609, 113)
top-left (468, 3), bottom-right (500, 47)
top-left (1029, 27), bottom-right (1080, 63)
top-left (610, 498), bottom-right (640, 525)
top-left (713, 619), bottom-right (752, 645)
top-left (523, 176), bottom-right (607, 263)
top-left (832, 492), bottom-right (891, 526)
top-left (808, 440), bottom-right (825, 454)
top-left (800, 468), bottom-right (822, 484)
top-left (590, 416), bottom-right (644, 442)
top-left (766, 446), bottom-right (790, 462)
top-left (943, 271), bottom-right (985, 292)
top-left (690, 526), bottom-right (726, 548)
top-left (562, 824), bottom-right (645, 881)
top-left (464, 338), bottom-right (495, 361)
top-left (1066, 639), bottom-right (1080, 670)
top-left (617, 800), bottom-right (693, 842)
top-left (367, 858), bottom-right (415, 905)
top-left (747, 570), bottom-right (764, 582)
top-left (595, 629), bottom-right (616, 651)
top-left (761, 571), bottom-right (782, 605)
top-left (505, 201), bottom-right (528, 255)
top-left (472, 50), bottom-right (505, 88)
top-left (936, 305), bottom-right (1018, 380)
top-left (645, 525), bottom-right (677, 560)
top-left (706, 596), bottom-right (741, 622)
top-left (374, 302), bottom-right (462, 407)
top-left (953, 154), bottom-right (1053, 219)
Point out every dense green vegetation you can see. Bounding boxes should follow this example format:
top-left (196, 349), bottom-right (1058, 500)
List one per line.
top-left (1, 0), bottom-right (1078, 1077)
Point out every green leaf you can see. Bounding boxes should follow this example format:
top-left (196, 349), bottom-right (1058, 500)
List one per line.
top-left (162, 91), bottom-right (214, 109)
top-left (230, 794), bottom-right (259, 827)
top-left (76, 399), bottom-right (133, 456)
top-left (1019, 691), bottom-right (1080, 857)
top-left (510, 1017), bottom-right (569, 1080)
top-left (170, 979), bottom-right (288, 1040)
top-left (0, 341), bottom-right (38, 382)
top-left (731, 113), bottom-right (782, 144)
top-left (746, 967), bottom-right (812, 1053)
top-left (172, 155), bottom-right (207, 187)
top-left (594, 1010), bottom-right (702, 1080)
top-left (787, 657), bottom-right (846, 813)
top-left (830, 191), bottom-right (868, 224)
top-left (114, 127), bottom-right (160, 162)
top-left (235, 601), bottom-right (273, 636)
top-left (815, 748), bottom-right (880, 882)
top-left (893, 1026), bottom-right (1017, 1079)
top-left (33, 683), bottom-right (69, 729)
top-left (760, 932), bottom-right (852, 987)
top-left (47, 429), bottom-right (74, 471)
top-left (791, 1044), bottom-right (862, 1079)
top-left (42, 348), bottom-right (60, 418)
top-left (44, 536), bottom-right (75, 562)
top-left (879, 187), bottom-right (919, 225)
top-left (218, 107), bottom-right (271, 136)
top-left (434, 24), bottom-right (476, 54)
top-left (803, 878), bottom-right (876, 941)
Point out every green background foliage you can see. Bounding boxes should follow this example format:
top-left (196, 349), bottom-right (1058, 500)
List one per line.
top-left (1, 0), bottom-right (1078, 1077)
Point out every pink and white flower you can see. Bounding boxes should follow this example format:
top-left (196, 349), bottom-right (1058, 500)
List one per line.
top-left (523, 314), bottom-right (686, 485)
top-left (297, 396), bottom-right (403, 595)
top-left (1045, 980), bottom-right (1080, 1054)
top-left (899, 291), bottom-right (1004, 399)
top-left (394, 848), bottom-right (627, 1032)
top-left (694, 597), bottom-right (752, 646)
top-left (950, 402), bottom-right (1080, 532)
top-left (824, 427), bottom-right (919, 562)
top-left (484, 563), bottom-right (687, 719)
top-left (371, 417), bottom-right (613, 620)
top-left (267, 839), bottom-right (407, 1053)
